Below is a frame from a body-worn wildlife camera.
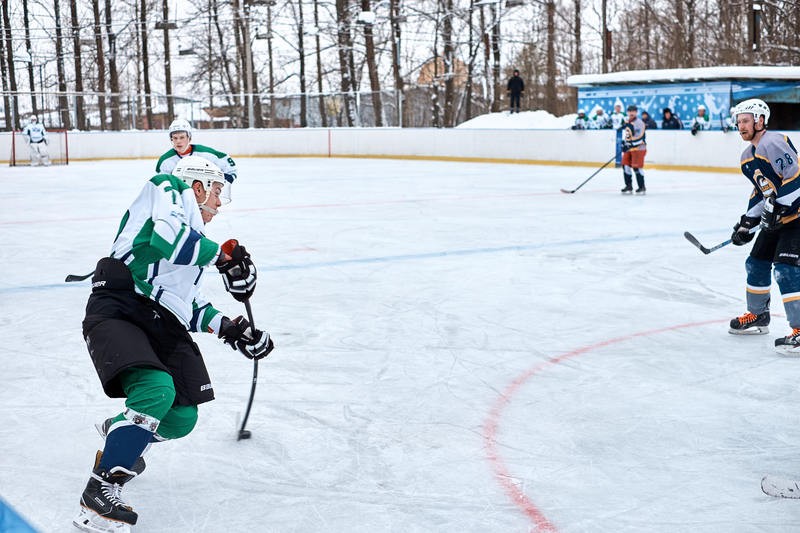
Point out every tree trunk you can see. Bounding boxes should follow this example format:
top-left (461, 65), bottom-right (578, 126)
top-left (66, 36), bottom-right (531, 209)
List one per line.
top-left (314, 0), bottom-right (326, 127)
top-left (2, 0), bottom-right (20, 129)
top-left (390, 0), bottom-right (404, 126)
top-left (441, 0), bottom-right (455, 127)
top-left (162, 0), bottom-right (174, 122)
top-left (92, 0), bottom-right (107, 130)
top-left (140, 0), bottom-right (154, 128)
top-left (335, 0), bottom-right (355, 127)
top-left (54, 0), bottom-right (71, 129)
top-left (70, 0), bottom-right (86, 129)
top-left (0, 11), bottom-right (10, 131)
top-left (361, 0), bottom-right (383, 127)
top-left (105, 0), bottom-right (120, 129)
top-left (266, 2), bottom-right (275, 127)
top-left (22, 0), bottom-right (38, 117)
top-left (545, 1), bottom-right (557, 113)
top-left (490, 4), bottom-right (501, 113)
top-left (211, 0), bottom-right (239, 113)
top-left (297, 0), bottom-right (307, 127)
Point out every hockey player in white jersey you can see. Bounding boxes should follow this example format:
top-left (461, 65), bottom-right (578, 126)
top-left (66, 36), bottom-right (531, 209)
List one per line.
top-left (73, 156), bottom-right (273, 533)
top-left (156, 118), bottom-right (237, 202)
top-left (20, 115), bottom-right (50, 166)
top-left (727, 99), bottom-right (800, 354)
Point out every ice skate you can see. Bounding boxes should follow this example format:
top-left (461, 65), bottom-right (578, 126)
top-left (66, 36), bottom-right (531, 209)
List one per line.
top-left (620, 185), bottom-right (633, 194)
top-left (73, 466), bottom-right (138, 533)
top-left (635, 186), bottom-right (646, 195)
top-left (728, 311), bottom-right (769, 335)
top-left (775, 328), bottom-right (800, 356)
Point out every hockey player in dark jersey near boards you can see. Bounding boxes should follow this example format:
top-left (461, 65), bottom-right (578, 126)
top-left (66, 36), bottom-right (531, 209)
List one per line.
top-left (157, 118), bottom-right (238, 203)
top-left (727, 99), bottom-right (800, 354)
top-left (73, 156), bottom-right (273, 533)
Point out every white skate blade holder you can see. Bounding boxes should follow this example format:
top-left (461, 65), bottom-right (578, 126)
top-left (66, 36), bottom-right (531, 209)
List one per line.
top-left (762, 475), bottom-right (800, 498)
top-left (727, 326), bottom-right (769, 336)
top-left (73, 507), bottom-right (132, 533)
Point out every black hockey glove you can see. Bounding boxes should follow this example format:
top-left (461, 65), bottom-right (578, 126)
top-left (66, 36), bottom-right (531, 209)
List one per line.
top-left (218, 316), bottom-right (274, 360)
top-left (217, 239), bottom-right (256, 302)
top-left (760, 196), bottom-right (787, 232)
top-left (731, 215), bottom-right (759, 246)
top-left (691, 123), bottom-right (700, 136)
top-left (621, 140), bottom-right (632, 152)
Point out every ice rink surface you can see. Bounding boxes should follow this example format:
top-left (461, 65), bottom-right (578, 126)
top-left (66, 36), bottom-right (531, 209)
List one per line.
top-left (2, 157), bottom-right (800, 532)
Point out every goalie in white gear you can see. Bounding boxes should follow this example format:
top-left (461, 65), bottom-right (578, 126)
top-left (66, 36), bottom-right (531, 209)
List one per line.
top-left (156, 118), bottom-right (236, 204)
top-left (21, 115), bottom-right (51, 166)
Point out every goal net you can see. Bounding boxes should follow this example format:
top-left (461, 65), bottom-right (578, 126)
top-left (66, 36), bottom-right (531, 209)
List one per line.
top-left (9, 129), bottom-right (69, 166)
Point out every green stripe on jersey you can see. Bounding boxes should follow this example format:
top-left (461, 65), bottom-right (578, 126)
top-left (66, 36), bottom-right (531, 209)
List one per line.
top-left (155, 150), bottom-right (178, 172)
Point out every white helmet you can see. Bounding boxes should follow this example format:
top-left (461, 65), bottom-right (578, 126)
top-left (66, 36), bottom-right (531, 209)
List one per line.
top-left (697, 104), bottom-right (706, 111)
top-left (732, 98), bottom-right (770, 126)
top-left (30, 115), bottom-right (38, 123)
top-left (172, 155), bottom-right (231, 206)
top-left (168, 118), bottom-right (192, 140)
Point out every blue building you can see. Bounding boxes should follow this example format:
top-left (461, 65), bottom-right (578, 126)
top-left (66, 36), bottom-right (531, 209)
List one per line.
top-left (567, 66), bottom-right (800, 130)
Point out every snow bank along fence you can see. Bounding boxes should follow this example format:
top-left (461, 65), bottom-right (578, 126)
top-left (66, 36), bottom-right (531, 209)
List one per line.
top-left (1, 128), bottom-right (775, 172)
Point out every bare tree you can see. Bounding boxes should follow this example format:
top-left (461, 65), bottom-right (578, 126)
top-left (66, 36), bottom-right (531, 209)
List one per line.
top-left (2, 0), bottom-right (20, 129)
top-left (361, 0), bottom-right (383, 126)
top-left (335, 0), bottom-right (356, 126)
top-left (69, 0), bottom-right (86, 129)
top-left (441, 0), bottom-right (455, 126)
top-left (313, 0), bottom-right (327, 127)
top-left (140, 0), bottom-right (154, 128)
top-left (296, 0), bottom-right (308, 127)
top-left (0, 9), bottom-right (10, 130)
top-left (22, 0), bottom-right (38, 117)
top-left (162, 0), bottom-right (175, 121)
top-left (54, 0), bottom-right (71, 129)
top-left (390, 0), bottom-right (404, 126)
top-left (91, 0), bottom-right (107, 129)
top-left (104, 0), bottom-right (120, 129)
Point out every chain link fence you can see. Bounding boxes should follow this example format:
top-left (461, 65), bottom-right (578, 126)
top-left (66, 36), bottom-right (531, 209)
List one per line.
top-left (1, 86), bottom-right (499, 131)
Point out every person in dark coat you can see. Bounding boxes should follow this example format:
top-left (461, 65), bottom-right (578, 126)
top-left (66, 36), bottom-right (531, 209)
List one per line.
top-left (661, 107), bottom-right (683, 129)
top-left (641, 111), bottom-right (658, 130)
top-left (506, 69), bottom-right (524, 114)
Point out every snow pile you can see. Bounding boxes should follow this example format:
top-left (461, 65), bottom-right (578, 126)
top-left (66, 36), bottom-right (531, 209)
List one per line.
top-left (456, 109), bottom-right (576, 129)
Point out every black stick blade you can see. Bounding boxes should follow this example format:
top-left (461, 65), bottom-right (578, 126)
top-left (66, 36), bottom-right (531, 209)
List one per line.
top-left (683, 231), bottom-right (711, 254)
top-left (65, 272), bottom-right (94, 282)
top-left (560, 188), bottom-right (576, 194)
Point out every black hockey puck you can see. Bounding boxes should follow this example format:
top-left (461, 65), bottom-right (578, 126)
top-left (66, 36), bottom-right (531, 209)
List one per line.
top-left (238, 429), bottom-right (251, 440)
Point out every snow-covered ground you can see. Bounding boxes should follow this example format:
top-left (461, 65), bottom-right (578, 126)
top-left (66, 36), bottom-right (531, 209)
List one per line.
top-left (457, 109), bottom-right (575, 129)
top-left (2, 157), bottom-right (800, 532)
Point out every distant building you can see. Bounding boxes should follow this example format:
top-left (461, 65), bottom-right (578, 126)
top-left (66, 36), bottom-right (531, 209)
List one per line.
top-left (567, 66), bottom-right (800, 131)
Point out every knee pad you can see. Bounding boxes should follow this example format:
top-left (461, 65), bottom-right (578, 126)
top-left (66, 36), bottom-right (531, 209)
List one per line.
top-left (774, 263), bottom-right (800, 294)
top-left (156, 405), bottom-right (198, 440)
top-left (745, 256), bottom-right (772, 288)
top-left (119, 368), bottom-right (177, 422)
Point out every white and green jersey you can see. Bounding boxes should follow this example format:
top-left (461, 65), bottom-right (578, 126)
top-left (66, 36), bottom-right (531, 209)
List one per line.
top-left (110, 174), bottom-right (224, 333)
top-left (156, 144), bottom-right (237, 184)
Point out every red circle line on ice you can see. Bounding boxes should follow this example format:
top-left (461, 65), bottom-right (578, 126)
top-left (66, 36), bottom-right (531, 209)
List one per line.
top-left (482, 318), bottom-right (726, 531)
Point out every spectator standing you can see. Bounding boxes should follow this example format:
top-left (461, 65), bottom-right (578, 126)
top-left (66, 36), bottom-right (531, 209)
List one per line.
top-left (588, 106), bottom-right (612, 129)
top-left (661, 107), bottom-right (683, 130)
top-left (641, 111), bottom-right (658, 130)
top-left (609, 101), bottom-right (626, 130)
top-left (506, 69), bottom-right (524, 114)
top-left (571, 110), bottom-right (589, 130)
top-left (690, 104), bottom-right (712, 135)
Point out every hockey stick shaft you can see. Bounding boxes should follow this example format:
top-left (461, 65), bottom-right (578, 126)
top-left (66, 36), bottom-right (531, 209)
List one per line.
top-left (65, 271), bottom-right (93, 282)
top-left (561, 155), bottom-right (617, 194)
top-left (238, 298), bottom-right (259, 439)
top-left (684, 227), bottom-right (758, 255)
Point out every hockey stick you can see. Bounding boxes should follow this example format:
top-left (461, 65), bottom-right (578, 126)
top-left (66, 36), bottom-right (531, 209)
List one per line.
top-left (683, 227), bottom-right (758, 255)
top-left (237, 298), bottom-right (259, 441)
top-left (65, 271), bottom-right (93, 282)
top-left (560, 155), bottom-right (617, 194)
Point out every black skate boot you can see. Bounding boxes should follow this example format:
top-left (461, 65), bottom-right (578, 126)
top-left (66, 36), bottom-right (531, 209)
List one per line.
top-left (621, 186), bottom-right (633, 194)
top-left (73, 466), bottom-right (138, 532)
top-left (775, 328), bottom-right (800, 356)
top-left (729, 311), bottom-right (769, 335)
top-left (635, 186), bottom-right (646, 195)
top-left (96, 418), bottom-right (146, 475)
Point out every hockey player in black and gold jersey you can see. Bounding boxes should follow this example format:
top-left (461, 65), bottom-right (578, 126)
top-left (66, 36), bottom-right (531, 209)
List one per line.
top-left (728, 99), bottom-right (800, 354)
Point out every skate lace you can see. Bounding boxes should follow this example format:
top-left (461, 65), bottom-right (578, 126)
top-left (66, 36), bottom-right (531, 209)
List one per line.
top-left (101, 481), bottom-right (130, 508)
top-left (738, 312), bottom-right (757, 325)
top-left (790, 328), bottom-right (800, 339)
